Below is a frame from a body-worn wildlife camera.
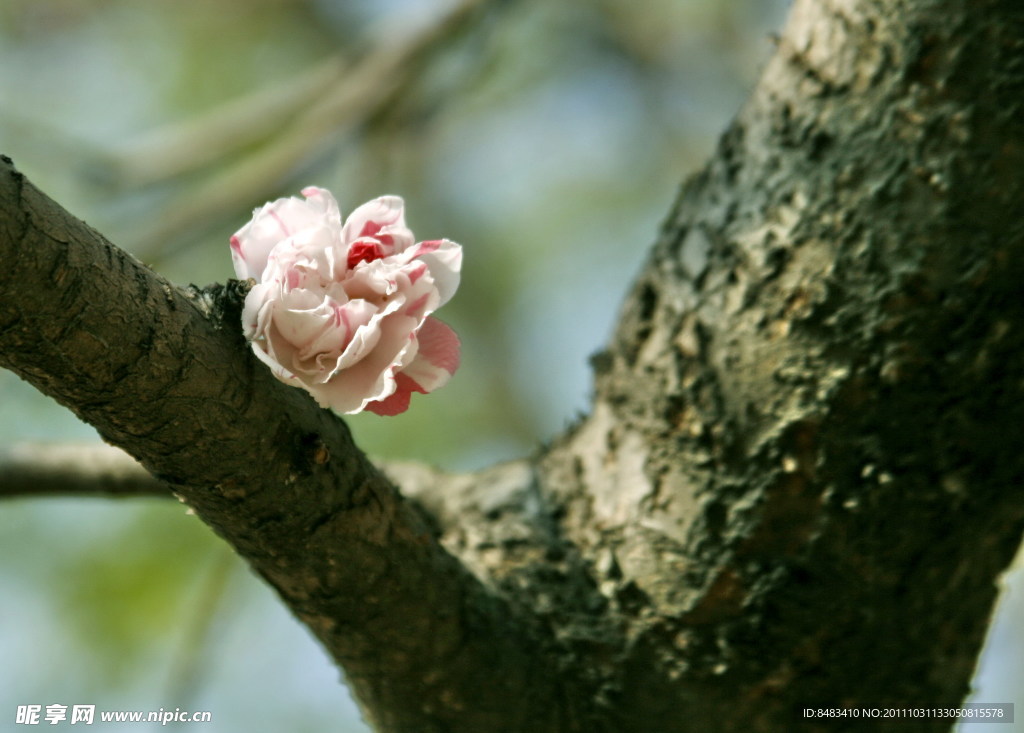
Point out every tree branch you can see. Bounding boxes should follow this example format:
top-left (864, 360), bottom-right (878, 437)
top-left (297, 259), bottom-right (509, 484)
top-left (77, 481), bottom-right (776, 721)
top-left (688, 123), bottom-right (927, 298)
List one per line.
top-left (4, 0), bottom-right (1024, 730)
top-left (0, 442), bottom-right (167, 498)
top-left (0, 155), bottom-right (566, 732)
top-left (537, 0), bottom-right (1024, 727)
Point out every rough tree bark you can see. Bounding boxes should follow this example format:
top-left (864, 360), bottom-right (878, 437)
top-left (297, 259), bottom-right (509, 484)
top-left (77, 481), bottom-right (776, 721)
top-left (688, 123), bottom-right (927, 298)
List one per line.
top-left (1, 0), bottom-right (1022, 731)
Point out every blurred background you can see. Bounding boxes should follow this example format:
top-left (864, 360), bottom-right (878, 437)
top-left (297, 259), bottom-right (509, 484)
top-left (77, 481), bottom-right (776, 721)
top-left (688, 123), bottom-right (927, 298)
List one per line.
top-left (0, 0), bottom-right (1018, 730)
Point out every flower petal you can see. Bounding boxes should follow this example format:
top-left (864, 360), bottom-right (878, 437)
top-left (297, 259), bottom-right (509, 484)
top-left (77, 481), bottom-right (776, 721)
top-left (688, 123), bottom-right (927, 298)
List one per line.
top-left (300, 186), bottom-right (342, 223)
top-left (365, 373), bottom-right (424, 416)
top-left (234, 188), bottom-right (461, 415)
top-left (250, 340), bottom-right (298, 383)
top-left (231, 190), bottom-right (340, 281)
top-left (397, 316), bottom-right (460, 395)
top-left (315, 313), bottom-right (420, 413)
top-left (341, 195), bottom-right (414, 259)
top-left (403, 239), bottom-right (462, 307)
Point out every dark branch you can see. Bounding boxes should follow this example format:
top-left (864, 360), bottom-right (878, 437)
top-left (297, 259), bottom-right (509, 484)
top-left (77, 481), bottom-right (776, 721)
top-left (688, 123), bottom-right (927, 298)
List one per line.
top-left (4, 0), bottom-right (1024, 730)
top-left (0, 155), bottom-right (564, 732)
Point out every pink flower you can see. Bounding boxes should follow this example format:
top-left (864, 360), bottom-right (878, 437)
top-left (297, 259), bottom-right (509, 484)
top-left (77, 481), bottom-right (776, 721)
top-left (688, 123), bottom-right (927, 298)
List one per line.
top-left (230, 187), bottom-right (461, 415)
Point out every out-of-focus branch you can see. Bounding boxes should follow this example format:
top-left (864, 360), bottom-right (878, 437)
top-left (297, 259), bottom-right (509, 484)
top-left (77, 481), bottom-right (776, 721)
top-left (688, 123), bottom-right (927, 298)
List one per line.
top-left (120, 0), bottom-right (496, 255)
top-left (96, 55), bottom-right (348, 189)
top-left (0, 442), bottom-right (168, 498)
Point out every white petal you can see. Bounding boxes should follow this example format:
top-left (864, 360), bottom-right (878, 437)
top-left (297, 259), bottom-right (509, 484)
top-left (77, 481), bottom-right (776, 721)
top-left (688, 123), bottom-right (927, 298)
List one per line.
top-left (341, 196), bottom-right (414, 254)
top-left (300, 186), bottom-right (342, 225)
top-left (318, 312), bottom-right (419, 413)
top-left (402, 239), bottom-right (462, 307)
top-left (231, 189), bottom-right (342, 282)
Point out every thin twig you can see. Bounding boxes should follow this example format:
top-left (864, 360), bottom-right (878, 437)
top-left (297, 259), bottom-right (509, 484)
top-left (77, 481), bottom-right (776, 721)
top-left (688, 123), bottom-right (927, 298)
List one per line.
top-left (0, 442), bottom-right (168, 498)
top-left (99, 55), bottom-right (348, 189)
top-left (130, 0), bottom-right (491, 256)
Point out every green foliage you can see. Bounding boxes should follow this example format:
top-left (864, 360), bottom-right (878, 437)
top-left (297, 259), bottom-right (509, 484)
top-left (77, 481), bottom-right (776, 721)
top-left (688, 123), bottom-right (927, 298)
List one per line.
top-left (53, 502), bottom-right (225, 685)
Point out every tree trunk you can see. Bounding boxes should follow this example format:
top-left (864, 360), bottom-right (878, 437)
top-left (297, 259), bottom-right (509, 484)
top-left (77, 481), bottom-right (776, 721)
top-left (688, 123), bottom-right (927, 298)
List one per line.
top-left (1, 0), bottom-right (1022, 731)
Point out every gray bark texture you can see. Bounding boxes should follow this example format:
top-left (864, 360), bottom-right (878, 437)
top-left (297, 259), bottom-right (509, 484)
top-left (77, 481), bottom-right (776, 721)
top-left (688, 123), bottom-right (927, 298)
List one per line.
top-left (1, 0), bottom-right (1023, 731)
